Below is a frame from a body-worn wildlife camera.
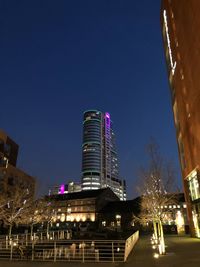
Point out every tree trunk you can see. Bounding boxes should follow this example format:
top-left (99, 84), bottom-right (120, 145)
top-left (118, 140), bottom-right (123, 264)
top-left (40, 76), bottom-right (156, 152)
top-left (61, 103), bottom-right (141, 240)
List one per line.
top-left (153, 221), bottom-right (158, 241)
top-left (158, 220), bottom-right (165, 254)
top-left (47, 222), bottom-right (50, 239)
top-left (9, 224), bottom-right (13, 239)
top-left (30, 224), bottom-right (33, 240)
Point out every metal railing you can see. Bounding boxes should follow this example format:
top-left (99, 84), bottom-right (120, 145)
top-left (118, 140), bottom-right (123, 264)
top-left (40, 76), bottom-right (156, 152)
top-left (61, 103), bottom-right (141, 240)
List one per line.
top-left (0, 231), bottom-right (139, 263)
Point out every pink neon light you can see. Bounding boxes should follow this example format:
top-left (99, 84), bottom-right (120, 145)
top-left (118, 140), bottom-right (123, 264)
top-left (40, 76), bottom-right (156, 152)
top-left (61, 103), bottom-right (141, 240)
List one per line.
top-left (59, 184), bottom-right (65, 194)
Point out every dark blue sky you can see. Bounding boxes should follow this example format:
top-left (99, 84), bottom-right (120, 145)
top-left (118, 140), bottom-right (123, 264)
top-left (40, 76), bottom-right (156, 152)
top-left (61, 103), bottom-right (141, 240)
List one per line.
top-left (0, 0), bottom-right (181, 198)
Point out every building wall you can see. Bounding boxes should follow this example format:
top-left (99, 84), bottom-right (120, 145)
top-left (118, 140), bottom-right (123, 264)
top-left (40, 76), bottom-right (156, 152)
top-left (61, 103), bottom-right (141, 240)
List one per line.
top-left (49, 188), bottom-right (119, 226)
top-left (98, 198), bottom-right (188, 234)
top-left (52, 198), bottom-right (96, 223)
top-left (0, 164), bottom-right (36, 198)
top-left (0, 130), bottom-right (19, 167)
top-left (161, 0), bottom-right (200, 237)
top-left (0, 130), bottom-right (36, 199)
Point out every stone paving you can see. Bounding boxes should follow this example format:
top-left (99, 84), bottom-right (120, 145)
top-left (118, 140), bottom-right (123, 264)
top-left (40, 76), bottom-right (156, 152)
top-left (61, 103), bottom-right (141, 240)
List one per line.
top-left (0, 235), bottom-right (200, 267)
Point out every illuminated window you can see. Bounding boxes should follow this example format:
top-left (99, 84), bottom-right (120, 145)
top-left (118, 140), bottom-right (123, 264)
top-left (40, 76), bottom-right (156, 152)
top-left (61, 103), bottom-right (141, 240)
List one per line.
top-left (187, 170), bottom-right (200, 201)
top-left (67, 208), bottom-right (71, 213)
top-left (102, 221), bottom-right (106, 227)
top-left (60, 213), bottom-right (65, 222)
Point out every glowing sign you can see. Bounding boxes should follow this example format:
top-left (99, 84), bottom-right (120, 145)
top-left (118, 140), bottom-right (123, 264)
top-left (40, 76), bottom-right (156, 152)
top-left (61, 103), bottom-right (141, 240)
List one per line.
top-left (163, 9), bottom-right (176, 75)
top-left (59, 184), bottom-right (65, 194)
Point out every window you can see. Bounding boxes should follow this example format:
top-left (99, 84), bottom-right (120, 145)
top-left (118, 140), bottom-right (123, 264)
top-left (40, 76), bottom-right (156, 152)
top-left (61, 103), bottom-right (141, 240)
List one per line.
top-left (178, 137), bottom-right (186, 169)
top-left (173, 102), bottom-right (180, 134)
top-left (188, 170), bottom-right (200, 201)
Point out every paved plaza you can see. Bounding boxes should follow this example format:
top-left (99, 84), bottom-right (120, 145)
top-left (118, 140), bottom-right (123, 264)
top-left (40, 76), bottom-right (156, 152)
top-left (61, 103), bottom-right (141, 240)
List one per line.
top-left (0, 235), bottom-right (200, 267)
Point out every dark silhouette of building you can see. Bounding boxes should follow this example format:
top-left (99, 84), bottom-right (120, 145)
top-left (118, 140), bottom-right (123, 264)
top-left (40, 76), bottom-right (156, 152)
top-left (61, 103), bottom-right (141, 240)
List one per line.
top-left (161, 0), bottom-right (200, 237)
top-left (0, 129), bottom-right (35, 197)
top-left (0, 130), bottom-right (18, 167)
top-left (99, 193), bottom-right (188, 235)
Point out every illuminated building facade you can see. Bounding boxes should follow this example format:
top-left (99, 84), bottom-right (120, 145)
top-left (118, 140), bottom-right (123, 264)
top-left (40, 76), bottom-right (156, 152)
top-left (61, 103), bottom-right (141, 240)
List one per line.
top-left (49, 181), bottom-right (82, 195)
top-left (48, 188), bottom-right (119, 227)
top-left (161, 0), bottom-right (200, 237)
top-left (82, 110), bottom-right (126, 200)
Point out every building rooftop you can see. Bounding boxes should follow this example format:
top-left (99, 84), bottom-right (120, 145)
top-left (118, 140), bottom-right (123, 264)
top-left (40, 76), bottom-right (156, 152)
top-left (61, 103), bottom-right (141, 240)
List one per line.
top-left (99, 193), bottom-right (185, 214)
top-left (48, 188), bottom-right (114, 201)
top-left (99, 198), bottom-right (140, 214)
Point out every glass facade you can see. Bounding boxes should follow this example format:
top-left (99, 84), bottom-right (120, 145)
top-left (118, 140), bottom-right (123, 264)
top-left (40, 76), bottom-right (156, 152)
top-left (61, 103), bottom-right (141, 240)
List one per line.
top-left (81, 110), bottom-right (126, 200)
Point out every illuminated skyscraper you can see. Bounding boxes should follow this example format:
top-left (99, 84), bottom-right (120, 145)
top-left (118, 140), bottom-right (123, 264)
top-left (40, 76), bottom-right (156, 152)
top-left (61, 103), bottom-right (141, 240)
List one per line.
top-left (82, 110), bottom-right (126, 200)
top-left (161, 0), bottom-right (200, 237)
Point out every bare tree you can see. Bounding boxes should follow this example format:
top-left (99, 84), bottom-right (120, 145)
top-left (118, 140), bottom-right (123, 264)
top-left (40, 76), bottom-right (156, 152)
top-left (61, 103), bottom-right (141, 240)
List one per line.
top-left (136, 142), bottom-right (178, 254)
top-left (23, 198), bottom-right (47, 240)
top-left (43, 201), bottom-right (56, 239)
top-left (1, 180), bottom-right (32, 239)
top-left (27, 197), bottom-right (57, 240)
top-left (0, 193), bottom-right (7, 220)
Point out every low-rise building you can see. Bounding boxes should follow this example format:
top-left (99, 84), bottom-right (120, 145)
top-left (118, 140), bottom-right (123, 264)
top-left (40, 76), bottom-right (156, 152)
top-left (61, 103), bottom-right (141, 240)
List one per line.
top-left (98, 193), bottom-right (188, 235)
top-left (47, 188), bottom-right (119, 229)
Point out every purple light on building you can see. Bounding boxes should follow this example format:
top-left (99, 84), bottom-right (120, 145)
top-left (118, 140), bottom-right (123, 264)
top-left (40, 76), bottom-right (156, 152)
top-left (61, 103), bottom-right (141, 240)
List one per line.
top-left (105, 112), bottom-right (110, 128)
top-left (105, 112), bottom-right (110, 118)
top-left (59, 184), bottom-right (65, 194)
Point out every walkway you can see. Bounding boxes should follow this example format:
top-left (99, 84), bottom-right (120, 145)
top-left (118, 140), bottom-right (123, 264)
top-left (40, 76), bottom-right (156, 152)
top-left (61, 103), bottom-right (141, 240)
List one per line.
top-left (123, 235), bottom-right (200, 267)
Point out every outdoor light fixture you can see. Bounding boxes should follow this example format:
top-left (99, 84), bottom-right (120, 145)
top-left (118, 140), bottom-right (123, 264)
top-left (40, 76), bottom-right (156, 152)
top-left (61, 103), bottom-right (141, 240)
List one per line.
top-left (154, 253), bottom-right (159, 259)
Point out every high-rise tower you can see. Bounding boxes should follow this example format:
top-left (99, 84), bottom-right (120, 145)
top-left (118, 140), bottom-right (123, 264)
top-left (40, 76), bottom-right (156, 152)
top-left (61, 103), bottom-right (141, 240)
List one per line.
top-left (81, 110), bottom-right (126, 200)
top-left (161, 0), bottom-right (200, 237)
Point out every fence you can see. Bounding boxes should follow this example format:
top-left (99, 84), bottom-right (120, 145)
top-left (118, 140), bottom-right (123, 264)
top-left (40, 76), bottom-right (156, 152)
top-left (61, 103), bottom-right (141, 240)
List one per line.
top-left (0, 231), bottom-right (139, 263)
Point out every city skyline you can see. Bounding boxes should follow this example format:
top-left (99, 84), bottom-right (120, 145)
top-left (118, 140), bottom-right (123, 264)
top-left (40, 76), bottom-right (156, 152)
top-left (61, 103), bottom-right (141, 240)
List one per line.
top-left (0, 0), bottom-right (180, 199)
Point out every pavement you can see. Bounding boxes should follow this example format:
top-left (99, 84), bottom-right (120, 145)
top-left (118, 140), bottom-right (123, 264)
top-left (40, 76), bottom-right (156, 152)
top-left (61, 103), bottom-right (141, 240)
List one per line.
top-left (0, 235), bottom-right (200, 267)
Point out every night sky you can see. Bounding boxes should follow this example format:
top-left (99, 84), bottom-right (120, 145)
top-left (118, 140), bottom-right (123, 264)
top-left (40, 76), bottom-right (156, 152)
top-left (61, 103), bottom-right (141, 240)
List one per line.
top-left (0, 0), bottom-right (181, 198)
